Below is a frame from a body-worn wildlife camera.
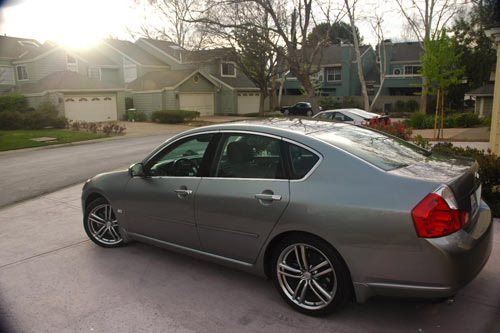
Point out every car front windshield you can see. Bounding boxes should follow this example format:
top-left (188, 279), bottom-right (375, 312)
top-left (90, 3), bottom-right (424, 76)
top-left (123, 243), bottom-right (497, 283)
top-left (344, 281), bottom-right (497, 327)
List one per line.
top-left (312, 125), bottom-right (431, 171)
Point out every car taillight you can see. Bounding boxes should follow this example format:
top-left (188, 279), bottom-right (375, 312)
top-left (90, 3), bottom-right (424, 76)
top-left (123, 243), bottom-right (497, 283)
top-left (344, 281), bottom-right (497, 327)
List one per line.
top-left (411, 186), bottom-right (470, 238)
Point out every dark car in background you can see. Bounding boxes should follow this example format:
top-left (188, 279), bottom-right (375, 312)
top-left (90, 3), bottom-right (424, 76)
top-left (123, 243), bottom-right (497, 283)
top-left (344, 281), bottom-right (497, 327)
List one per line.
top-left (280, 102), bottom-right (314, 116)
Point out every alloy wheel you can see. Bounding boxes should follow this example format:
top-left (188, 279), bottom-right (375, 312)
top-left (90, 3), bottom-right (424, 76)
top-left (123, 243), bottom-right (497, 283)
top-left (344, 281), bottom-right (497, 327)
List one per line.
top-left (276, 243), bottom-right (337, 310)
top-left (87, 203), bottom-right (122, 245)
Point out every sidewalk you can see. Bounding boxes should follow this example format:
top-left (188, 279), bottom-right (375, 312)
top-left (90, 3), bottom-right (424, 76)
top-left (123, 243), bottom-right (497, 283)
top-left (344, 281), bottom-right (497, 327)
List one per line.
top-left (413, 127), bottom-right (490, 142)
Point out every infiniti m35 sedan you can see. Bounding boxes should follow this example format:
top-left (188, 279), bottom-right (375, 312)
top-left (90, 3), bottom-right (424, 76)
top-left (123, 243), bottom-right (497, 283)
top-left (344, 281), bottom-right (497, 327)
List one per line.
top-left (82, 118), bottom-right (493, 316)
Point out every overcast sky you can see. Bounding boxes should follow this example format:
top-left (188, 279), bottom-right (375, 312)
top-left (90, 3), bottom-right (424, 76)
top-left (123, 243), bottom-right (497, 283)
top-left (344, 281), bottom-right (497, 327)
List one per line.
top-left (0, 0), bottom-right (417, 49)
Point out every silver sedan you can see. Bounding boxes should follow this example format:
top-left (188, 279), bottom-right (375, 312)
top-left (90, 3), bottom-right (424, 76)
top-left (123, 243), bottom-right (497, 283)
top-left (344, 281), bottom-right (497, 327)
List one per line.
top-left (81, 118), bottom-right (493, 316)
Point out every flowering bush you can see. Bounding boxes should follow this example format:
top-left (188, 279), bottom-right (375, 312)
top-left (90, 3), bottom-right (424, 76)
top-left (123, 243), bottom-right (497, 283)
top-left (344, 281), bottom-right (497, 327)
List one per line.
top-left (363, 121), bottom-right (413, 141)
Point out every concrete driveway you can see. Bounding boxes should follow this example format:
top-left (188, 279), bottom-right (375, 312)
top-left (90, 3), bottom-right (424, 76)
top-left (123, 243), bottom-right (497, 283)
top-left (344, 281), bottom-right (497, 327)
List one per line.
top-left (0, 185), bottom-right (499, 332)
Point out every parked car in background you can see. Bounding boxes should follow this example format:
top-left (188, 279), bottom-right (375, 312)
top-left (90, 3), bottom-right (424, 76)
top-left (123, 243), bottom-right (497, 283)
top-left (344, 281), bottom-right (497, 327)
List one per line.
top-left (314, 108), bottom-right (391, 125)
top-left (82, 119), bottom-right (492, 316)
top-left (280, 102), bottom-right (314, 116)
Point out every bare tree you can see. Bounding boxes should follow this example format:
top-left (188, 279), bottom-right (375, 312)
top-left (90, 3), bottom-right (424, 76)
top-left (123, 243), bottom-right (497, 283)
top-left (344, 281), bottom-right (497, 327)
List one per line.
top-left (395, 0), bottom-right (467, 112)
top-left (344, 0), bottom-right (369, 110)
top-left (130, 0), bottom-right (211, 50)
top-left (189, 0), bottom-right (344, 113)
top-left (369, 13), bottom-right (388, 112)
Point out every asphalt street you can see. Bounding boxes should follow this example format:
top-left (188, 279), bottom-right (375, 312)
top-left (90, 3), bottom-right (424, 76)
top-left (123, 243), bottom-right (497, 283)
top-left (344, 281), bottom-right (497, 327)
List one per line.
top-left (0, 134), bottom-right (176, 208)
top-left (0, 184), bottom-right (499, 332)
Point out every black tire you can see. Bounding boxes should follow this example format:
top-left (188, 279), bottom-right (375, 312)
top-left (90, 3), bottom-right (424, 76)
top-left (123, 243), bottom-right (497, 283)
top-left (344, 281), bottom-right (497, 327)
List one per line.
top-left (84, 197), bottom-right (124, 248)
top-left (271, 234), bottom-right (352, 316)
top-left (306, 110), bottom-right (313, 117)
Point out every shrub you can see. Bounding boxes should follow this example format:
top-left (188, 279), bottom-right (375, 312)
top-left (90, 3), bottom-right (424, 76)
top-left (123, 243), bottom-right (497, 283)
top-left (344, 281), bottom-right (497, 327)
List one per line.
top-left (412, 134), bottom-right (431, 149)
top-left (319, 97), bottom-right (337, 110)
top-left (0, 94), bottom-right (27, 112)
top-left (0, 111), bottom-right (24, 129)
top-left (408, 112), bottom-right (433, 129)
top-left (395, 100), bottom-right (406, 113)
top-left (406, 99), bottom-right (419, 112)
top-left (125, 97), bottom-right (134, 110)
top-left (151, 110), bottom-right (200, 124)
top-left (482, 115), bottom-right (492, 127)
top-left (455, 112), bottom-right (481, 128)
top-left (363, 122), bottom-right (413, 141)
top-left (432, 143), bottom-right (500, 217)
top-left (135, 111), bottom-right (148, 122)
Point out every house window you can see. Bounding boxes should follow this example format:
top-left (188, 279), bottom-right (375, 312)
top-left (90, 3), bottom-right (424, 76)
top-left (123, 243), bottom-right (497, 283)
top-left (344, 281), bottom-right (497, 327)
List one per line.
top-left (404, 65), bottom-right (421, 75)
top-left (221, 62), bottom-right (236, 77)
top-left (67, 54), bottom-right (78, 72)
top-left (326, 67), bottom-right (341, 81)
top-left (123, 57), bottom-right (137, 83)
top-left (0, 67), bottom-right (15, 84)
top-left (16, 65), bottom-right (28, 81)
top-left (88, 67), bottom-right (101, 80)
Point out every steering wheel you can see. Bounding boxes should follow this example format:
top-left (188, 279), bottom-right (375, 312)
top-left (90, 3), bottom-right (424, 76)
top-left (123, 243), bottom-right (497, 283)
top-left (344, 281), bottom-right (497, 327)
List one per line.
top-left (172, 158), bottom-right (199, 176)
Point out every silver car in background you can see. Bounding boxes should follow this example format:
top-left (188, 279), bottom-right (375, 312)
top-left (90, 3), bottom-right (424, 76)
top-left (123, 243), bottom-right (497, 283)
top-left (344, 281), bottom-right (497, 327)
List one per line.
top-left (314, 108), bottom-right (391, 125)
top-left (82, 118), bottom-right (493, 316)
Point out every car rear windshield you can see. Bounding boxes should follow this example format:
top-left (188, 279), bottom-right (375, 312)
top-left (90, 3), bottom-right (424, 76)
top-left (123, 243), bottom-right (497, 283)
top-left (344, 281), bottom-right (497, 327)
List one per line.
top-left (312, 125), bottom-right (431, 171)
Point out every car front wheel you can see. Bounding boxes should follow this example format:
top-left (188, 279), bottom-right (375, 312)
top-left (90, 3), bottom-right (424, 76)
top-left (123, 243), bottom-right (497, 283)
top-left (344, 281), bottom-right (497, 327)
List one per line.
top-left (84, 197), bottom-right (124, 248)
top-left (306, 110), bottom-right (313, 116)
top-left (272, 234), bottom-right (352, 316)
top-left (283, 109), bottom-right (290, 115)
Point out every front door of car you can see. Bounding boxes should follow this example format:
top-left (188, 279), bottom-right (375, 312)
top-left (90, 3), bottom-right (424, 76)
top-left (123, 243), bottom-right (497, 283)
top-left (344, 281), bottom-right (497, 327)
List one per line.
top-left (195, 132), bottom-right (290, 263)
top-left (123, 133), bottom-right (215, 249)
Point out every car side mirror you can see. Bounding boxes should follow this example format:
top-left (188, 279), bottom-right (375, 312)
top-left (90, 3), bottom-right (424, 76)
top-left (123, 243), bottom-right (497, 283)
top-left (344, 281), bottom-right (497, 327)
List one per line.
top-left (129, 163), bottom-right (145, 177)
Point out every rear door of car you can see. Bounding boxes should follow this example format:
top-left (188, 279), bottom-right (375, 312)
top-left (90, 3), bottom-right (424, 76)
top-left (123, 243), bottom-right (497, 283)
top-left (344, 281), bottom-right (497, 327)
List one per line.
top-left (194, 131), bottom-right (290, 263)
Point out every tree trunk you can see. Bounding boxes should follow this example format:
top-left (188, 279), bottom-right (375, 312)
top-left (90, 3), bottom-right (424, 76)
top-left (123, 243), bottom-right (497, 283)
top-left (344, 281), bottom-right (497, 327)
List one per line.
top-left (420, 76), bottom-right (429, 113)
top-left (259, 90), bottom-right (267, 115)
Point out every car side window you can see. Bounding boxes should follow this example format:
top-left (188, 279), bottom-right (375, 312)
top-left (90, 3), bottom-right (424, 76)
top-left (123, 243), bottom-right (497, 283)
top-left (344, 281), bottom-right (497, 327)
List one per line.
top-left (287, 143), bottom-right (320, 179)
top-left (147, 134), bottom-right (213, 177)
top-left (334, 112), bottom-right (353, 122)
top-left (319, 113), bottom-right (333, 120)
top-left (214, 133), bottom-right (285, 179)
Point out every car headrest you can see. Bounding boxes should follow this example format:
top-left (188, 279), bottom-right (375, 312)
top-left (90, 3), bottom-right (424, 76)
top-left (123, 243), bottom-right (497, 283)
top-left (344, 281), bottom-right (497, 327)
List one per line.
top-left (227, 141), bottom-right (253, 163)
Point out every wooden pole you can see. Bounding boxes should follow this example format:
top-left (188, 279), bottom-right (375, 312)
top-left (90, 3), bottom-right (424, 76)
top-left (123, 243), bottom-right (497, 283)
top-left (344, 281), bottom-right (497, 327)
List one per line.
top-left (440, 91), bottom-right (445, 140)
top-left (434, 88), bottom-right (440, 140)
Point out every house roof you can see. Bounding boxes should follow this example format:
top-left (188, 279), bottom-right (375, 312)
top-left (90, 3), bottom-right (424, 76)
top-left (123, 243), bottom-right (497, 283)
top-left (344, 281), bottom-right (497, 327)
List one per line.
top-left (127, 70), bottom-right (194, 90)
top-left (17, 71), bottom-right (122, 94)
top-left (465, 83), bottom-right (494, 96)
top-left (390, 42), bottom-right (423, 62)
top-left (138, 38), bottom-right (184, 62)
top-left (0, 35), bottom-right (43, 59)
top-left (211, 72), bottom-right (257, 89)
top-left (183, 48), bottom-right (235, 63)
top-left (316, 44), bottom-right (371, 65)
top-left (104, 39), bottom-right (168, 66)
top-left (73, 48), bottom-right (117, 67)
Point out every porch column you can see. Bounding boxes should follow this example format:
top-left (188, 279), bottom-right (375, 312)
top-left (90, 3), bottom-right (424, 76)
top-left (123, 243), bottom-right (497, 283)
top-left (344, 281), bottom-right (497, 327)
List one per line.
top-left (486, 26), bottom-right (500, 155)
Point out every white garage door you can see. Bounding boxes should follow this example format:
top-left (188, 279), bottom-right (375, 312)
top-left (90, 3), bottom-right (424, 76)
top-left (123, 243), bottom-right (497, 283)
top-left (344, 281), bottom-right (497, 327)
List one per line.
top-left (64, 95), bottom-right (117, 122)
top-left (237, 92), bottom-right (260, 114)
top-left (179, 93), bottom-right (214, 116)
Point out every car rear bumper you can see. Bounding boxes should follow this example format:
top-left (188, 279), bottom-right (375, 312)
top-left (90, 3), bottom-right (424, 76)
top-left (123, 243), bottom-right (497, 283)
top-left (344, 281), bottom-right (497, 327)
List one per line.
top-left (354, 201), bottom-right (493, 302)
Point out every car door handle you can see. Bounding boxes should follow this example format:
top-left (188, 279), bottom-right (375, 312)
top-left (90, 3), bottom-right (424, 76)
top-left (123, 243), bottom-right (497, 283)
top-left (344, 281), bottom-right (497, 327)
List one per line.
top-left (254, 194), bottom-right (281, 201)
top-left (174, 189), bottom-right (193, 195)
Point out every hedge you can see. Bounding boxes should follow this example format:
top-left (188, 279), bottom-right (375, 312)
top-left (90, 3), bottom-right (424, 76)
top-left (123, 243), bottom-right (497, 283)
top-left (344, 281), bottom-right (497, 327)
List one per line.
top-left (151, 110), bottom-right (200, 124)
top-left (406, 112), bottom-right (481, 129)
top-left (0, 101), bottom-right (67, 130)
top-left (0, 94), bottom-right (27, 112)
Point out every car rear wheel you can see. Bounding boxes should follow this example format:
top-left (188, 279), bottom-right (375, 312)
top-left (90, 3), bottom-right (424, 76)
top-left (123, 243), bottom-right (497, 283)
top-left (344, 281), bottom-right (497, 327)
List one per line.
top-left (84, 197), bottom-right (124, 248)
top-left (272, 234), bottom-right (352, 316)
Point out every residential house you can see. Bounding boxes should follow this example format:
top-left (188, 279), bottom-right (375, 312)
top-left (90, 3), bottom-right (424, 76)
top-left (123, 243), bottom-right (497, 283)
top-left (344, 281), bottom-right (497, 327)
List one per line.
top-left (465, 64), bottom-right (496, 118)
top-left (129, 38), bottom-right (262, 116)
top-left (281, 44), bottom-right (377, 97)
top-left (0, 35), bottom-right (126, 122)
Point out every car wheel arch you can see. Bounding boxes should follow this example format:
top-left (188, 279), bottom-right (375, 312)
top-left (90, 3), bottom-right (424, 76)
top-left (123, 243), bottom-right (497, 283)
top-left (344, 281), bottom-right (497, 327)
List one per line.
top-left (84, 192), bottom-right (110, 209)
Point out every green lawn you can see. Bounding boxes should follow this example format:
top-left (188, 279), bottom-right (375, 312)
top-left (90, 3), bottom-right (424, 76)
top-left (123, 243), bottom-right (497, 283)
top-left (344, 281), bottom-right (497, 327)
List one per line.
top-left (0, 130), bottom-right (108, 151)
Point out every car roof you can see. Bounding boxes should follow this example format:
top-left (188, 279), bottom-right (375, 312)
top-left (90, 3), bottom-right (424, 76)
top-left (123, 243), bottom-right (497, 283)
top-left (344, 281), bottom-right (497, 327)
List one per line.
top-left (319, 108), bottom-right (380, 119)
top-left (170, 118), bottom-right (352, 139)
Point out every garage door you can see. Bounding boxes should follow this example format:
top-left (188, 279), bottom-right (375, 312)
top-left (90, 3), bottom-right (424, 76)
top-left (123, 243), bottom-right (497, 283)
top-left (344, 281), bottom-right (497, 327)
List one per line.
top-left (179, 93), bottom-right (214, 116)
top-left (64, 95), bottom-right (117, 122)
top-left (237, 92), bottom-right (260, 114)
